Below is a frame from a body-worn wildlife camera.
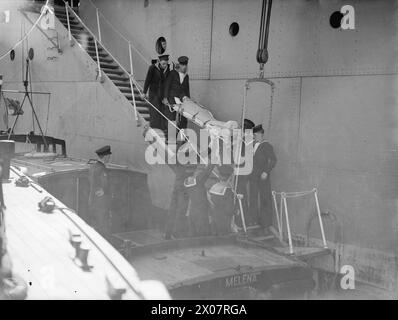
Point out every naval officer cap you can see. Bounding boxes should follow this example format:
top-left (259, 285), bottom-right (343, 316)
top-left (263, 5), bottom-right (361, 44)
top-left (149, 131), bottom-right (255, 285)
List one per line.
top-left (253, 124), bottom-right (264, 134)
top-left (158, 54), bottom-right (169, 61)
top-left (243, 119), bottom-right (255, 130)
top-left (178, 56), bottom-right (189, 65)
top-left (95, 145), bottom-right (112, 156)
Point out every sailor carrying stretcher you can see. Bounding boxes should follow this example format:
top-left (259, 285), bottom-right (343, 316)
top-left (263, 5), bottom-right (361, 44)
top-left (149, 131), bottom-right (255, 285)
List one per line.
top-left (163, 56), bottom-right (190, 131)
top-left (248, 124), bottom-right (277, 229)
top-left (207, 165), bottom-right (236, 236)
top-left (142, 54), bottom-right (171, 131)
top-left (184, 151), bottom-right (215, 237)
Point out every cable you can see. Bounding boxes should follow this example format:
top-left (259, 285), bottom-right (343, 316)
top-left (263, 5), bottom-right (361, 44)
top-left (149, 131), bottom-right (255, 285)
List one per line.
top-left (0, 1), bottom-right (50, 62)
top-left (44, 93), bottom-right (51, 136)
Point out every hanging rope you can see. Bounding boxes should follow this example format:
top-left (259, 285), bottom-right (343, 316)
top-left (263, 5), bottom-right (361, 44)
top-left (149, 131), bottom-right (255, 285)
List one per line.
top-left (0, 1), bottom-right (50, 62)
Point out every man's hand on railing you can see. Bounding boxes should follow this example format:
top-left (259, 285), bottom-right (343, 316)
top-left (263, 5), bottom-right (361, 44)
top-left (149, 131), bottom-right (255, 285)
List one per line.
top-left (140, 93), bottom-right (148, 101)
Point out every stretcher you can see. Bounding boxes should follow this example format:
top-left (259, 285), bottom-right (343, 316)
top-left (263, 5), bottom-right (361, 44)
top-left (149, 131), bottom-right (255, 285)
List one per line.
top-left (170, 98), bottom-right (239, 132)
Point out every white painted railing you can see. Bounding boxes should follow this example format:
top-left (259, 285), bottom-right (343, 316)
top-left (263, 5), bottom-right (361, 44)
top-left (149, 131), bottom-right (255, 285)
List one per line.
top-left (272, 188), bottom-right (328, 255)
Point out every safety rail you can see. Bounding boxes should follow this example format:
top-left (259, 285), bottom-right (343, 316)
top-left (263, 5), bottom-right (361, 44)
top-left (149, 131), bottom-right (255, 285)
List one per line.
top-left (62, 1), bottom-right (142, 120)
top-left (272, 188), bottom-right (328, 255)
top-left (60, 0), bottom-right (175, 155)
top-left (86, 0), bottom-right (150, 66)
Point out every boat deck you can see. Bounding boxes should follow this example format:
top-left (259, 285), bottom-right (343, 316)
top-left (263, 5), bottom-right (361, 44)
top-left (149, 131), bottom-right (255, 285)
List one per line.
top-left (113, 229), bottom-right (324, 298)
top-left (2, 166), bottom-right (147, 299)
top-left (12, 156), bottom-right (89, 177)
top-left (11, 155), bottom-right (128, 179)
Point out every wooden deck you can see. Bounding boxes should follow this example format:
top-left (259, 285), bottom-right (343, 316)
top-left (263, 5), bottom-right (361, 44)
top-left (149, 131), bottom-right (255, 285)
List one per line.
top-left (2, 166), bottom-right (151, 300)
top-left (114, 230), bottom-right (314, 297)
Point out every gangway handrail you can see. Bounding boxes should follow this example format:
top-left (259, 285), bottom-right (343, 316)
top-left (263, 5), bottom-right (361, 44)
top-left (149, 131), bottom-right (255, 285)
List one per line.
top-left (59, 1), bottom-right (178, 157)
top-left (86, 0), bottom-right (150, 66)
top-left (272, 188), bottom-right (328, 255)
top-left (62, 2), bottom-right (141, 117)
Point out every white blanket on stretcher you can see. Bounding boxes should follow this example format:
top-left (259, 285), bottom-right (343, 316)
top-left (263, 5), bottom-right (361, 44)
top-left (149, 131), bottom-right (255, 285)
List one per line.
top-left (175, 98), bottom-right (240, 163)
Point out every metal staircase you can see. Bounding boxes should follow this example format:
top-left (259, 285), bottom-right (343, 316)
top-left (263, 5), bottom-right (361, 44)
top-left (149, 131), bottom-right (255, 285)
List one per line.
top-left (54, 5), bottom-right (151, 122)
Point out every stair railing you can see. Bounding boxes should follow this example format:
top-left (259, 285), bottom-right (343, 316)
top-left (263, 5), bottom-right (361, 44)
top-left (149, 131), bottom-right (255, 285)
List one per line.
top-left (62, 1), bottom-right (145, 121)
top-left (61, 1), bottom-right (177, 155)
top-left (86, 0), bottom-right (150, 67)
top-left (95, 8), bottom-right (101, 43)
top-left (64, 2), bottom-right (103, 82)
top-left (64, 2), bottom-right (72, 43)
top-left (128, 42), bottom-right (138, 122)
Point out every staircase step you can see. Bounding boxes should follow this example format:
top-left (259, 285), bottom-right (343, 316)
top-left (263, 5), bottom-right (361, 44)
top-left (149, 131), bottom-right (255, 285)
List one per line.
top-left (76, 39), bottom-right (98, 48)
top-left (58, 18), bottom-right (79, 27)
top-left (69, 26), bottom-right (84, 32)
top-left (87, 45), bottom-right (104, 52)
top-left (125, 94), bottom-right (145, 102)
top-left (113, 81), bottom-right (131, 88)
top-left (74, 33), bottom-right (94, 40)
top-left (87, 50), bottom-right (109, 58)
top-left (107, 74), bottom-right (129, 81)
top-left (71, 30), bottom-right (91, 37)
top-left (55, 13), bottom-right (70, 21)
top-left (118, 86), bottom-right (140, 94)
top-left (136, 106), bottom-right (150, 113)
top-left (132, 100), bottom-right (149, 107)
top-left (92, 56), bottom-right (114, 64)
top-left (99, 63), bottom-right (119, 69)
top-left (101, 67), bottom-right (124, 74)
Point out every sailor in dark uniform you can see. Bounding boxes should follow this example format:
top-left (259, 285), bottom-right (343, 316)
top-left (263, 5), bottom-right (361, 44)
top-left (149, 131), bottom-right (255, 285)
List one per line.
top-left (88, 145), bottom-right (112, 236)
top-left (208, 165), bottom-right (235, 236)
top-left (142, 54), bottom-right (171, 130)
top-left (164, 142), bottom-right (196, 240)
top-left (184, 158), bottom-right (215, 237)
top-left (248, 125), bottom-right (277, 229)
top-left (163, 56), bottom-right (190, 130)
top-left (235, 119), bottom-right (255, 225)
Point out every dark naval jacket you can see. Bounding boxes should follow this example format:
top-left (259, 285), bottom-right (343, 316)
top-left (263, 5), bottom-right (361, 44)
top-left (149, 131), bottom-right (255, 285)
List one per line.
top-left (88, 160), bottom-right (109, 201)
top-left (251, 141), bottom-right (277, 178)
top-left (143, 64), bottom-right (170, 99)
top-left (163, 69), bottom-right (190, 105)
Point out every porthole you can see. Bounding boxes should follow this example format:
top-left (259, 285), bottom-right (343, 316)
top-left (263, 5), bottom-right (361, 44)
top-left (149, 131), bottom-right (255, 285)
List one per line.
top-left (229, 22), bottom-right (239, 37)
top-left (155, 37), bottom-right (167, 55)
top-left (10, 49), bottom-right (15, 61)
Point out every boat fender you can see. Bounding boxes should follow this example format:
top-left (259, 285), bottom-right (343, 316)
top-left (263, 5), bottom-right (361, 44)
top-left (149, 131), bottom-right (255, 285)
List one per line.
top-left (38, 196), bottom-right (55, 213)
top-left (15, 176), bottom-right (30, 188)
